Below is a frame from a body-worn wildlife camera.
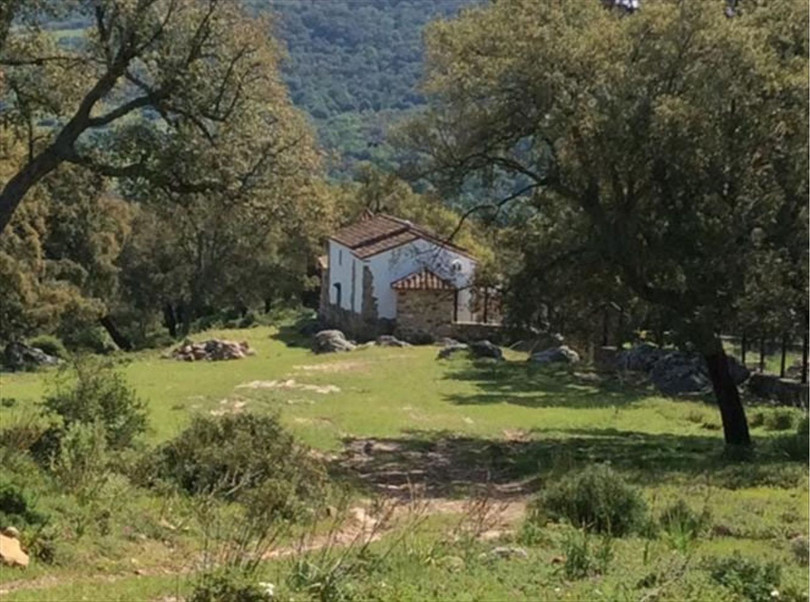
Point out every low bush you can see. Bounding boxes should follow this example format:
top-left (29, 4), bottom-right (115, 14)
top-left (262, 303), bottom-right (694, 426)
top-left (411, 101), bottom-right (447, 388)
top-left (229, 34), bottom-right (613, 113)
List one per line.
top-left (560, 528), bottom-right (614, 580)
top-left (764, 409), bottom-right (795, 431)
top-left (707, 553), bottom-right (781, 602)
top-left (530, 464), bottom-right (647, 535)
top-left (149, 413), bottom-right (327, 521)
top-left (189, 570), bottom-right (273, 602)
top-left (41, 357), bottom-right (147, 451)
top-left (748, 411), bottom-right (765, 428)
top-left (0, 481), bottom-right (48, 529)
top-left (659, 499), bottom-right (708, 553)
top-left (27, 335), bottom-right (68, 359)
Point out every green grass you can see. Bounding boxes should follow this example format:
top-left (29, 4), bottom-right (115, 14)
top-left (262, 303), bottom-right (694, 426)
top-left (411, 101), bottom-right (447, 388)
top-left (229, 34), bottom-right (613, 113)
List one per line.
top-left (1, 324), bottom-right (807, 601)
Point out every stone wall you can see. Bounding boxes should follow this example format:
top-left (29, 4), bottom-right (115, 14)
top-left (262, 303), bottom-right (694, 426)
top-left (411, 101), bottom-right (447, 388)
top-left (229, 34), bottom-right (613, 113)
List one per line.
top-left (319, 302), bottom-right (394, 341)
top-left (395, 290), bottom-right (455, 340)
top-left (450, 322), bottom-right (505, 343)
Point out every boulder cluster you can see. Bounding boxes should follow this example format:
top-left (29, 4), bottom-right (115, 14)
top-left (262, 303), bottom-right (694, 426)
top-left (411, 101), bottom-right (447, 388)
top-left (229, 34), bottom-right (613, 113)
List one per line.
top-left (437, 339), bottom-right (503, 360)
top-left (617, 343), bottom-right (750, 396)
top-left (168, 339), bottom-right (255, 361)
top-left (312, 330), bottom-right (412, 353)
top-left (2, 342), bottom-right (60, 371)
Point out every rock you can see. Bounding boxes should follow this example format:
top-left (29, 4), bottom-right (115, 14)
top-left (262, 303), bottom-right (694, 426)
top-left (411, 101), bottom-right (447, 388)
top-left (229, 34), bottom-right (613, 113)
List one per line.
top-left (649, 351), bottom-right (711, 396)
top-left (312, 330), bottom-right (356, 353)
top-left (167, 339), bottom-right (254, 362)
top-left (375, 335), bottom-right (410, 348)
top-left (786, 360), bottom-right (808, 380)
top-left (618, 345), bottom-right (749, 396)
top-left (726, 356), bottom-right (750, 385)
top-left (748, 374), bottom-right (808, 407)
top-left (488, 546), bottom-right (528, 560)
top-left (528, 345), bottom-right (580, 365)
top-left (3, 342), bottom-right (60, 371)
top-left (436, 337), bottom-right (461, 347)
top-left (437, 343), bottom-right (469, 360)
top-left (2, 527), bottom-right (19, 539)
top-left (0, 533), bottom-right (29, 568)
top-left (617, 343), bottom-right (665, 372)
top-left (469, 340), bottom-right (503, 360)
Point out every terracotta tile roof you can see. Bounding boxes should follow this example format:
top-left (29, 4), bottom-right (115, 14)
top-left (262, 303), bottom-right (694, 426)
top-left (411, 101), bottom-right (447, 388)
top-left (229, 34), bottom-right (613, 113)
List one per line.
top-left (391, 268), bottom-right (456, 291)
top-left (330, 213), bottom-right (473, 260)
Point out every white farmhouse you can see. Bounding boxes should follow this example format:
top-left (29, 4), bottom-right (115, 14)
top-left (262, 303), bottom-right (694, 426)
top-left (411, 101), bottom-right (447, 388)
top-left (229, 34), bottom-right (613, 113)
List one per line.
top-left (318, 212), bottom-right (500, 340)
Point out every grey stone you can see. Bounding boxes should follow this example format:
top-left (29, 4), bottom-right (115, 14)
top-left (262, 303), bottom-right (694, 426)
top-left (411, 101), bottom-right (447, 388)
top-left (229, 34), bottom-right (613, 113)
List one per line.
top-left (469, 340), bottom-right (503, 360)
top-left (617, 343), bottom-right (664, 372)
top-left (3, 342), bottom-right (60, 371)
top-left (437, 343), bottom-right (469, 360)
top-left (375, 335), bottom-right (410, 348)
top-left (528, 345), bottom-right (580, 365)
top-left (650, 352), bottom-right (711, 395)
top-left (489, 546), bottom-right (528, 560)
top-left (312, 330), bottom-right (356, 353)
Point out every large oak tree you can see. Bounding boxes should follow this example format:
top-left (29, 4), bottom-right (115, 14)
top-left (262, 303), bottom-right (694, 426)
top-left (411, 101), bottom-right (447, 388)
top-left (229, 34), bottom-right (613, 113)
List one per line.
top-left (403, 0), bottom-right (808, 446)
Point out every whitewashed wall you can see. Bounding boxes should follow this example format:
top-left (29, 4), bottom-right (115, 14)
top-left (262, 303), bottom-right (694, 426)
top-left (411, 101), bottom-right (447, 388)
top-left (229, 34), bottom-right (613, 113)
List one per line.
top-left (328, 237), bottom-right (477, 320)
top-left (366, 239), bottom-right (476, 319)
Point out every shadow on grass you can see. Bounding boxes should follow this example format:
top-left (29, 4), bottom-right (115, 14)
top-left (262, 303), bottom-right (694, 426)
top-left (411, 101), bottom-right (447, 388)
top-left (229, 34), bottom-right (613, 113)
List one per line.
top-left (335, 427), bottom-right (805, 499)
top-left (441, 360), bottom-right (659, 409)
top-left (270, 315), bottom-right (320, 350)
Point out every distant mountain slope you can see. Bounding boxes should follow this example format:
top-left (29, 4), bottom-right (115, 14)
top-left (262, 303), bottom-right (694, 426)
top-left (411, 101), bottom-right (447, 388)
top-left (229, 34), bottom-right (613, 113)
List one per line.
top-left (255, 0), bottom-right (475, 177)
top-left (42, 1), bottom-right (476, 178)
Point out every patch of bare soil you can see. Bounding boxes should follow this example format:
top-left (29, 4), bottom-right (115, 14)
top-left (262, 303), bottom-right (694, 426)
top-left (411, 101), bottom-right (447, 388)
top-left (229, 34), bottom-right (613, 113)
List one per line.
top-left (339, 437), bottom-right (537, 500)
top-left (237, 379), bottom-right (340, 394)
top-left (293, 361), bottom-right (369, 374)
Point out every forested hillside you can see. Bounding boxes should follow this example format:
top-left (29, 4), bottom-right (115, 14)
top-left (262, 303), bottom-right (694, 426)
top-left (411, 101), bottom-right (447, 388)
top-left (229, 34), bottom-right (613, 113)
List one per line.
top-left (254, 0), bottom-right (475, 176)
top-left (42, 1), bottom-right (475, 178)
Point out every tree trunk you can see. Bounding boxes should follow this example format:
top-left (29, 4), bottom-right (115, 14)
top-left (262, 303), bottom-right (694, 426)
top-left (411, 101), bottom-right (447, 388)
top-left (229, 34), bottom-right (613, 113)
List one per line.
top-left (802, 331), bottom-right (808, 385)
top-left (741, 332), bottom-right (747, 365)
top-left (163, 303), bottom-right (178, 338)
top-left (780, 334), bottom-right (787, 378)
top-left (704, 342), bottom-right (751, 447)
top-left (601, 307), bottom-right (609, 347)
top-left (99, 315), bottom-right (132, 351)
top-left (759, 337), bottom-right (766, 373)
top-left (0, 148), bottom-right (62, 233)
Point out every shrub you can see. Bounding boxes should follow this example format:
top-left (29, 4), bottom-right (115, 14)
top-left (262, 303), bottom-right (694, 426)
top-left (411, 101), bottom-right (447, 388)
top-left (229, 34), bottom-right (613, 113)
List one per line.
top-left (764, 409), bottom-right (795, 431)
top-left (150, 413), bottom-right (327, 521)
top-left (707, 553), bottom-right (781, 602)
top-left (41, 357), bottom-right (147, 451)
top-left (51, 422), bottom-right (110, 492)
top-left (560, 529), bottom-right (614, 580)
top-left (659, 499), bottom-right (708, 553)
top-left (531, 464), bottom-right (647, 535)
top-left (27, 335), bottom-right (68, 359)
top-left (0, 481), bottom-right (48, 529)
top-left (189, 570), bottom-right (273, 602)
top-left (748, 411), bottom-right (765, 428)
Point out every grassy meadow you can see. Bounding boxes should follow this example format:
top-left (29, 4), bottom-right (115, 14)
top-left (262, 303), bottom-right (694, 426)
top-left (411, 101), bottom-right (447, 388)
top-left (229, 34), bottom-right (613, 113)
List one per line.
top-left (0, 324), bottom-right (808, 601)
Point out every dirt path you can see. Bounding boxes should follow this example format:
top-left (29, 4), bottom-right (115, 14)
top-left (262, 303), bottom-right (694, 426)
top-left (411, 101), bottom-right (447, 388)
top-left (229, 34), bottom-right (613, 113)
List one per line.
top-left (0, 438), bottom-right (530, 599)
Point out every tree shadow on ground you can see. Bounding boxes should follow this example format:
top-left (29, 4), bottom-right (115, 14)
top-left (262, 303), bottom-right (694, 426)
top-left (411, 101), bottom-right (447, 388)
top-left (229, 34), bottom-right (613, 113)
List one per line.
top-left (334, 428), bottom-right (805, 500)
top-left (270, 315), bottom-right (320, 350)
top-left (441, 360), bottom-right (669, 409)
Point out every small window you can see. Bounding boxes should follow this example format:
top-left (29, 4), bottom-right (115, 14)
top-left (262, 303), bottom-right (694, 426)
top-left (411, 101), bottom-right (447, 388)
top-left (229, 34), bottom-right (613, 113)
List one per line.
top-left (451, 260), bottom-right (463, 273)
top-left (338, 250), bottom-right (343, 266)
top-left (333, 283), bottom-right (342, 306)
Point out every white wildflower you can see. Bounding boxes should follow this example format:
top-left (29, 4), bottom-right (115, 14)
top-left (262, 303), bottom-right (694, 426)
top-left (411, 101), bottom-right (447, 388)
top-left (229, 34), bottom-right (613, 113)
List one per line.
top-left (771, 590), bottom-right (780, 598)
top-left (259, 582), bottom-right (275, 597)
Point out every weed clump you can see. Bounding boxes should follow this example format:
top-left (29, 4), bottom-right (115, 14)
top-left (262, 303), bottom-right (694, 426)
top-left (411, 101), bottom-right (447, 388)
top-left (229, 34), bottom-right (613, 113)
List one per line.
top-left (0, 481), bottom-right (48, 529)
top-left (707, 553), bottom-right (781, 602)
top-left (764, 409), bottom-right (796, 432)
top-left (189, 570), bottom-right (273, 602)
top-left (529, 464), bottom-right (646, 536)
top-left (150, 413), bottom-right (327, 521)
